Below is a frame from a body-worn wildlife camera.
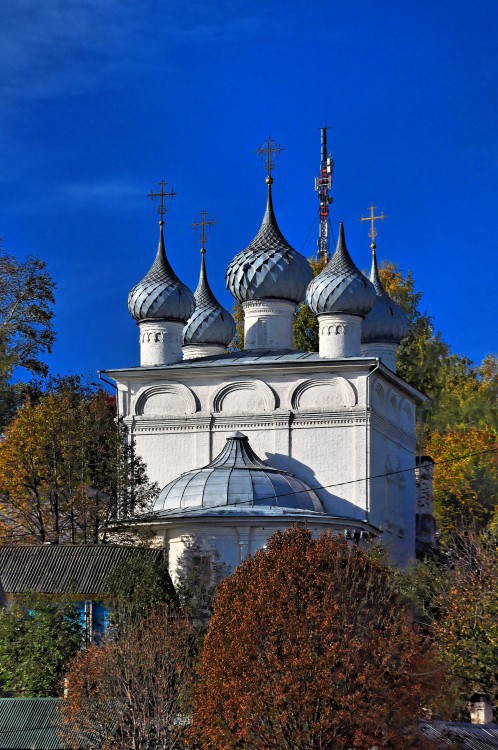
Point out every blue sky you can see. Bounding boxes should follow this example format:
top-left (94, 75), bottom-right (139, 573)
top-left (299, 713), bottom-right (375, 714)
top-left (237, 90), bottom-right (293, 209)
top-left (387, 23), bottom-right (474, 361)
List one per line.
top-left (0, 0), bottom-right (496, 379)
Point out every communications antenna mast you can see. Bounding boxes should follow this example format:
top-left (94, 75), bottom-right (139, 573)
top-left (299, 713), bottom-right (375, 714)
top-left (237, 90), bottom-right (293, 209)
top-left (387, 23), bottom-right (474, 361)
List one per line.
top-left (315, 126), bottom-right (334, 262)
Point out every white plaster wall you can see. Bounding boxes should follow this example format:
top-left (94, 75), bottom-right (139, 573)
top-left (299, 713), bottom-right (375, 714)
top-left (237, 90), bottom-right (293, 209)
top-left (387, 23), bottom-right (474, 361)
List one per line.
top-left (112, 363), bottom-right (419, 566)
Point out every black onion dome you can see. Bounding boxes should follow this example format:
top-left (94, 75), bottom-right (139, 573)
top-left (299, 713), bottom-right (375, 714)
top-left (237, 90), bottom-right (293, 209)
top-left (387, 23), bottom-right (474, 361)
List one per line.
top-left (128, 223), bottom-right (195, 323)
top-left (225, 181), bottom-right (312, 304)
top-left (306, 223), bottom-right (376, 317)
top-left (183, 251), bottom-right (236, 346)
top-left (361, 249), bottom-right (409, 344)
top-left (154, 431), bottom-right (324, 513)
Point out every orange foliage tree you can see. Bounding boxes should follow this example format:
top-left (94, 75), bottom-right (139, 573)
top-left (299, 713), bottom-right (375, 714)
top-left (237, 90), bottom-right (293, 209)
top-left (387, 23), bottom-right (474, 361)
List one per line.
top-left (61, 606), bottom-right (193, 750)
top-left (195, 527), bottom-right (444, 750)
top-left (0, 381), bottom-right (156, 544)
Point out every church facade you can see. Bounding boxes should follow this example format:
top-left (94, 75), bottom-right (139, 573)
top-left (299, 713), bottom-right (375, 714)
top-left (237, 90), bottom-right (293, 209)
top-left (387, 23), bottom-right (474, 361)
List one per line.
top-left (104, 160), bottom-right (426, 572)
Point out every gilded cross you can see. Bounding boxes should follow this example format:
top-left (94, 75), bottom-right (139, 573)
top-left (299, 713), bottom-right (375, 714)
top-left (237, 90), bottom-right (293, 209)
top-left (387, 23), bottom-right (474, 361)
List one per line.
top-left (192, 209), bottom-right (216, 251)
top-left (255, 135), bottom-right (284, 177)
top-left (359, 204), bottom-right (387, 247)
top-left (148, 180), bottom-right (176, 219)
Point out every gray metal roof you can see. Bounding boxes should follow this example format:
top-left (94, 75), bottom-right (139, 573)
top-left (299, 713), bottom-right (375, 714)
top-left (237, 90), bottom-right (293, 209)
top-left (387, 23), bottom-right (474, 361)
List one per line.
top-left (421, 722), bottom-right (498, 750)
top-left (153, 431), bottom-right (324, 514)
top-left (306, 223), bottom-right (376, 317)
top-left (128, 222), bottom-right (195, 323)
top-left (225, 181), bottom-right (312, 304)
top-left (0, 545), bottom-right (163, 596)
top-left (0, 698), bottom-right (81, 750)
top-left (361, 248), bottom-right (409, 344)
top-left (183, 251), bottom-right (235, 346)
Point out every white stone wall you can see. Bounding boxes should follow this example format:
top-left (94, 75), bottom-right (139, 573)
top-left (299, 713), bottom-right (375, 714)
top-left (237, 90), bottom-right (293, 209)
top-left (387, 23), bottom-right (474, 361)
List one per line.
top-left (110, 360), bottom-right (419, 566)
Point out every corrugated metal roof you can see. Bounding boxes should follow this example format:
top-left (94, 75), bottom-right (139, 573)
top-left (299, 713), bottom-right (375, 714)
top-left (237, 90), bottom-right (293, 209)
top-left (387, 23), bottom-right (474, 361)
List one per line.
top-left (421, 721), bottom-right (498, 750)
top-left (0, 545), bottom-right (163, 596)
top-left (0, 698), bottom-right (78, 750)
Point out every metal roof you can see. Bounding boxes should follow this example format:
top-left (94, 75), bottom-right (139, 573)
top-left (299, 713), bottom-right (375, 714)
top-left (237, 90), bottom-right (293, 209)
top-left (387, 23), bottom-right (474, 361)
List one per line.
top-left (0, 698), bottom-right (81, 750)
top-left (183, 251), bottom-right (235, 346)
top-left (361, 248), bottom-right (409, 344)
top-left (128, 223), bottom-right (195, 323)
top-left (421, 722), bottom-right (498, 750)
top-left (0, 545), bottom-right (163, 596)
top-left (225, 181), bottom-right (312, 304)
top-left (153, 431), bottom-right (324, 514)
top-left (306, 223), bottom-right (376, 317)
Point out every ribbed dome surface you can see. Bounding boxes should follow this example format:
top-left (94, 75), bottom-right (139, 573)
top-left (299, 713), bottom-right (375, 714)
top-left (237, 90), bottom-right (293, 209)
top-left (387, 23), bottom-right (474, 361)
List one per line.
top-left (362, 249), bottom-right (409, 344)
top-left (183, 251), bottom-right (236, 346)
top-left (306, 223), bottom-right (376, 317)
top-left (128, 223), bottom-right (195, 323)
top-left (225, 182), bottom-right (312, 304)
top-left (154, 432), bottom-right (324, 513)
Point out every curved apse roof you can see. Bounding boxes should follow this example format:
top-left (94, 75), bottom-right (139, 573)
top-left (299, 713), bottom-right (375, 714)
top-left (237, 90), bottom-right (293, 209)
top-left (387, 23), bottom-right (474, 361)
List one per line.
top-left (153, 431), bottom-right (324, 514)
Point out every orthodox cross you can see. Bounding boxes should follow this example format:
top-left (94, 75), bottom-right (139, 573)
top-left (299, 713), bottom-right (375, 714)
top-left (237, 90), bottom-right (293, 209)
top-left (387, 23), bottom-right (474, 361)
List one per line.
top-left (192, 209), bottom-right (216, 253)
top-left (359, 204), bottom-right (386, 249)
top-left (148, 180), bottom-right (176, 221)
top-left (256, 135), bottom-right (284, 178)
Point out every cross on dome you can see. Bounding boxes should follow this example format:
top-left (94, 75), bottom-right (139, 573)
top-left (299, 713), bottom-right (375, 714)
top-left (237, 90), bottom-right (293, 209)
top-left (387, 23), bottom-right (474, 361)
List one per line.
top-left (147, 180), bottom-right (176, 222)
top-left (255, 135), bottom-right (284, 181)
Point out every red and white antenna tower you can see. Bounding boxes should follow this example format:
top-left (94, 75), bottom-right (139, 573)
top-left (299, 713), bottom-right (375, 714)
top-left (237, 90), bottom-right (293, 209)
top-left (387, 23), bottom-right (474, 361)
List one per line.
top-left (315, 126), bottom-right (334, 262)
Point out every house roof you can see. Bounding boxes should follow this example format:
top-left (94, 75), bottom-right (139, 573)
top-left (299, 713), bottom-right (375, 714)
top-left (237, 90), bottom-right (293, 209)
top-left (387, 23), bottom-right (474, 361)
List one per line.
top-left (422, 721), bottom-right (498, 750)
top-left (0, 545), bottom-right (163, 596)
top-left (0, 698), bottom-right (80, 750)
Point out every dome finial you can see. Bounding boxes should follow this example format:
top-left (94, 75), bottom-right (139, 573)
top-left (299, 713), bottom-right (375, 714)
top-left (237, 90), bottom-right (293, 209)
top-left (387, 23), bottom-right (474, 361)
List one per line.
top-left (256, 135), bottom-right (284, 181)
top-left (148, 179), bottom-right (176, 221)
top-left (359, 203), bottom-right (386, 248)
top-left (191, 209), bottom-right (216, 253)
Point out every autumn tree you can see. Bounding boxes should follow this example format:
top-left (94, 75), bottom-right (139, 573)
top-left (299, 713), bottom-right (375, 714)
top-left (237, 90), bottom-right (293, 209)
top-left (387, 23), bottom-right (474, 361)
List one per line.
top-left (0, 378), bottom-right (157, 544)
top-left (61, 606), bottom-right (194, 750)
top-left (195, 526), bottom-right (444, 750)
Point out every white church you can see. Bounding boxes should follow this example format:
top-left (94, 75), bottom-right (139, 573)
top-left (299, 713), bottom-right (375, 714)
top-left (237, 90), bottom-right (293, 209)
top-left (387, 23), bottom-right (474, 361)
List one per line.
top-left (104, 145), bottom-right (431, 571)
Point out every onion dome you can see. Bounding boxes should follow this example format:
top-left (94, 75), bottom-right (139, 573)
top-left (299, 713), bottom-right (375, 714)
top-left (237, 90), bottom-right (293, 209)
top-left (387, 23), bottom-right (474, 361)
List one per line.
top-left (183, 250), bottom-right (236, 346)
top-left (128, 221), bottom-right (195, 323)
top-left (306, 223), bottom-right (376, 317)
top-left (154, 431), bottom-right (324, 513)
top-left (361, 248), bottom-right (409, 344)
top-left (225, 178), bottom-right (313, 304)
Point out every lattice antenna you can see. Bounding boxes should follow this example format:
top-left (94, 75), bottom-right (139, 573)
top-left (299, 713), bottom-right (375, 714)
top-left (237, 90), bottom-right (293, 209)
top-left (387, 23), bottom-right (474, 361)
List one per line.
top-left (315, 125), bottom-right (334, 262)
top-left (256, 135), bottom-right (284, 182)
top-left (148, 180), bottom-right (176, 223)
top-left (192, 209), bottom-right (216, 253)
top-left (359, 204), bottom-right (387, 250)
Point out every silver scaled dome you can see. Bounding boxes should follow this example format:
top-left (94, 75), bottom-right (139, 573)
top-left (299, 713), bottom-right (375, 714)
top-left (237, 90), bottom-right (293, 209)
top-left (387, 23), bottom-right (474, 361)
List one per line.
top-left (361, 248), bottom-right (409, 344)
top-left (128, 222), bottom-right (195, 323)
top-left (306, 221), bottom-right (375, 318)
top-left (154, 431), bottom-right (324, 513)
top-left (183, 250), bottom-right (236, 346)
top-left (306, 223), bottom-right (376, 317)
top-left (225, 179), bottom-right (313, 304)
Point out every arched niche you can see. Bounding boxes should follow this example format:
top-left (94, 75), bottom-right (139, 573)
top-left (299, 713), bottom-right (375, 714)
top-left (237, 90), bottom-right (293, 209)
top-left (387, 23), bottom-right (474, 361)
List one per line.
top-left (400, 399), bottom-right (413, 432)
top-left (288, 377), bottom-right (357, 411)
top-left (210, 380), bottom-right (277, 414)
top-left (386, 390), bottom-right (399, 422)
top-left (372, 380), bottom-right (386, 415)
top-left (133, 383), bottom-right (197, 416)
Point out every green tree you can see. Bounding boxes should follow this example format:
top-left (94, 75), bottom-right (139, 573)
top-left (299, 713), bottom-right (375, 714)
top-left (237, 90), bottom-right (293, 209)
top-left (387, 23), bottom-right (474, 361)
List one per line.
top-left (0, 248), bottom-right (55, 429)
top-left (0, 594), bottom-right (82, 696)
